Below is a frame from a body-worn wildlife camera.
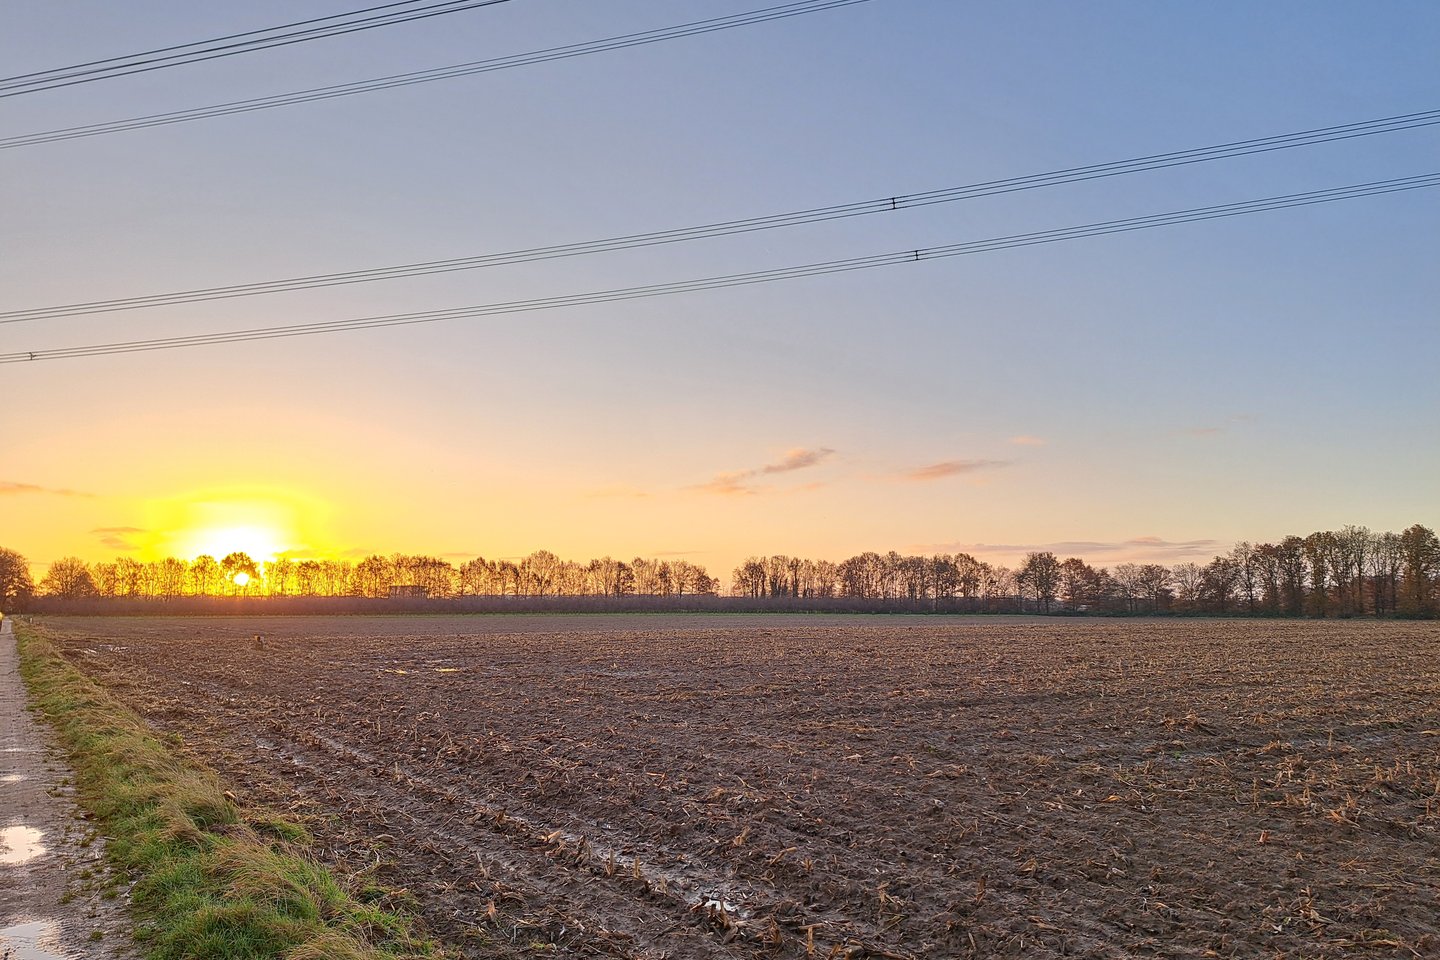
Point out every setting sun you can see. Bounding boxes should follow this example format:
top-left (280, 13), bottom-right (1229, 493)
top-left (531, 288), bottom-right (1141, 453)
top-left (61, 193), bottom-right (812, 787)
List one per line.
top-left (185, 524), bottom-right (285, 563)
top-left (151, 491), bottom-right (318, 563)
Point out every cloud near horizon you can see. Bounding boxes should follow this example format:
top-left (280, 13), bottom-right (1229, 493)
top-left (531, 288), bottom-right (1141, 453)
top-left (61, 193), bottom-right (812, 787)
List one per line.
top-left (695, 447), bottom-right (836, 496)
top-left (903, 459), bottom-right (1009, 482)
top-left (2, 480), bottom-right (92, 498)
top-left (911, 535), bottom-right (1222, 563)
top-left (90, 526), bottom-right (146, 550)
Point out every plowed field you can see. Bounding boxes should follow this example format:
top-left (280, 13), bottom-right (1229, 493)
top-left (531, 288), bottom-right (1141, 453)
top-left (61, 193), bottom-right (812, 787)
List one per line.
top-left (39, 615), bottom-right (1440, 958)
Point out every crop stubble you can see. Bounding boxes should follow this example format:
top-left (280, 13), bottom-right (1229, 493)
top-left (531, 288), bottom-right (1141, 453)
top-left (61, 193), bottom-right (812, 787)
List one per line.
top-left (40, 615), bottom-right (1440, 958)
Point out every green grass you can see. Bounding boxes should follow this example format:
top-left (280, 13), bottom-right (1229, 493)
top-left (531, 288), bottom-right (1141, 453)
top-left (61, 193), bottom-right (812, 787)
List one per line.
top-left (15, 622), bottom-right (448, 960)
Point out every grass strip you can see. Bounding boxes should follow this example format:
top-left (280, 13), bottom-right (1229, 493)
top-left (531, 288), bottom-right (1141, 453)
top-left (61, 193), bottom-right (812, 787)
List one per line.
top-left (15, 622), bottom-right (446, 960)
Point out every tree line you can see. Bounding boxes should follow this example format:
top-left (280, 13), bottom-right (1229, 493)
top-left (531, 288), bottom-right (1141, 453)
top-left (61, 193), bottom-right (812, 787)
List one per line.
top-left (1, 522), bottom-right (1436, 617)
top-left (1, 549), bottom-right (720, 604)
top-left (729, 523), bottom-right (1439, 618)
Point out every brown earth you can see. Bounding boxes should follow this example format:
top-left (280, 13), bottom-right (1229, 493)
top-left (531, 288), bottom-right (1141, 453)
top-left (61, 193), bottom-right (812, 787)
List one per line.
top-left (33, 614), bottom-right (1440, 959)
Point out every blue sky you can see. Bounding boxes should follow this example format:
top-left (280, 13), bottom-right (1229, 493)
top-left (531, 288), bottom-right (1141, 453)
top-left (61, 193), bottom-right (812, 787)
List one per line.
top-left (2, 1), bottom-right (1437, 574)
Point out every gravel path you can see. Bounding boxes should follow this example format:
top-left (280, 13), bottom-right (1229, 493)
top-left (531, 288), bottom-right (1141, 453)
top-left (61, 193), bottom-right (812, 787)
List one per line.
top-left (0, 616), bottom-right (133, 960)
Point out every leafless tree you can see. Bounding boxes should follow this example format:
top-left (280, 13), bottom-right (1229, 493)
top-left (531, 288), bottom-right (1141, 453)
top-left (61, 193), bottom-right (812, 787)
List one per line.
top-left (40, 557), bottom-right (97, 598)
top-left (0, 548), bottom-right (36, 609)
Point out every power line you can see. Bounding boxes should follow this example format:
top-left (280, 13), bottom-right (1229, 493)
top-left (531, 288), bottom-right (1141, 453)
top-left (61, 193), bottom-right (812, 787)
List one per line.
top-left (0, 0), bottom-right (875, 148)
top-left (4, 109), bottom-right (1436, 326)
top-left (6, 174), bottom-right (1434, 364)
top-left (1, 1), bottom-right (468, 82)
top-left (0, 1), bottom-right (513, 98)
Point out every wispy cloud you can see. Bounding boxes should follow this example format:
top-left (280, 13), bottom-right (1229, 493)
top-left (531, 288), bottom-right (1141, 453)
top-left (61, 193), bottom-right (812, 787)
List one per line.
top-left (91, 526), bottom-right (146, 550)
top-left (1008, 435), bottom-right (1047, 447)
top-left (695, 470), bottom-right (757, 497)
top-left (694, 447), bottom-right (835, 496)
top-left (761, 447), bottom-right (835, 474)
top-left (903, 459), bottom-right (1009, 482)
top-left (1, 480), bottom-right (92, 498)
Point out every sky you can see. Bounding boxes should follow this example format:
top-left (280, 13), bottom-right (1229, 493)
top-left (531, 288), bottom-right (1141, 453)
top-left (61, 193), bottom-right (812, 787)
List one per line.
top-left (2, 0), bottom-right (1437, 580)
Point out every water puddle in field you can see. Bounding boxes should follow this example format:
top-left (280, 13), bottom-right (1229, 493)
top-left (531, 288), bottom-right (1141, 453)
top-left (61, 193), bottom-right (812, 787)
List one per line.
top-left (1, 773), bottom-right (26, 783)
top-left (0, 824), bottom-right (47, 864)
top-left (0, 919), bottom-right (73, 960)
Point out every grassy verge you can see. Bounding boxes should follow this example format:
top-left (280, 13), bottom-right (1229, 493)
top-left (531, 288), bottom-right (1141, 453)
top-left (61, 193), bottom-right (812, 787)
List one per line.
top-left (15, 621), bottom-right (446, 960)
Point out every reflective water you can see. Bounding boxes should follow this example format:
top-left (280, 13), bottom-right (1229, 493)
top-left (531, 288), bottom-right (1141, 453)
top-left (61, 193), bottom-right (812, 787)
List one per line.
top-left (0, 919), bottom-right (73, 960)
top-left (0, 824), bottom-right (47, 865)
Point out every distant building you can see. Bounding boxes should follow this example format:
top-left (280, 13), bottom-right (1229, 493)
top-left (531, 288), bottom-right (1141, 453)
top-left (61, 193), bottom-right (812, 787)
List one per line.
top-left (388, 585), bottom-right (428, 598)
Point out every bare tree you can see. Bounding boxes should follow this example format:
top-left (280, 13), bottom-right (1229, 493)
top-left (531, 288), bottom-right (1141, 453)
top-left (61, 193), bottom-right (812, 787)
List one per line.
top-left (1112, 563), bottom-right (1143, 614)
top-left (1201, 556), bottom-right (1240, 614)
top-left (1399, 524), bottom-right (1439, 617)
top-left (1136, 564), bottom-right (1173, 613)
top-left (1337, 525), bottom-right (1374, 616)
top-left (264, 558), bottom-right (295, 597)
top-left (731, 557), bottom-right (766, 598)
top-left (1230, 543), bottom-right (1259, 615)
top-left (1017, 552), bottom-right (1061, 613)
top-left (0, 548), bottom-right (36, 609)
top-left (1303, 532), bottom-right (1337, 618)
top-left (40, 557), bottom-right (97, 599)
top-left (187, 555), bottom-right (220, 596)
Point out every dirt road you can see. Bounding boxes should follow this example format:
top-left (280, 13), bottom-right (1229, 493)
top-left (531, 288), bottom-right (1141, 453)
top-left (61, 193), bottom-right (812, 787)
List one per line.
top-left (0, 616), bottom-right (132, 960)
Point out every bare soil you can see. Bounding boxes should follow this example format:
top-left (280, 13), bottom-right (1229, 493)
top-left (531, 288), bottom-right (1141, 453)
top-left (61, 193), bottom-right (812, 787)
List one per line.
top-left (36, 614), bottom-right (1440, 959)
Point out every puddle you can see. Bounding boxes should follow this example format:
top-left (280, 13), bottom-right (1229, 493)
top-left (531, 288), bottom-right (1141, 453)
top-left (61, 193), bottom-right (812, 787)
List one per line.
top-left (0, 919), bottom-right (73, 960)
top-left (1, 747), bottom-right (38, 753)
top-left (0, 825), bottom-right (47, 865)
top-left (0, 773), bottom-right (26, 783)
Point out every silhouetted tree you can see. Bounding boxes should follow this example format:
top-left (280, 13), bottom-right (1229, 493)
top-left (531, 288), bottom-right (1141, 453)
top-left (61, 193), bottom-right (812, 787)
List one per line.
top-left (1017, 552), bottom-right (1061, 613)
top-left (0, 548), bottom-right (36, 610)
top-left (1399, 524), bottom-right (1440, 617)
top-left (40, 557), bottom-right (97, 598)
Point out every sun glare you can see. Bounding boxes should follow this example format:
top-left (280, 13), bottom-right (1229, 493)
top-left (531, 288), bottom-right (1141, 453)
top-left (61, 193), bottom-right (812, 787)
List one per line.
top-left (232, 571), bottom-right (252, 587)
top-left (189, 524), bottom-right (285, 562)
top-left (154, 493), bottom-right (313, 563)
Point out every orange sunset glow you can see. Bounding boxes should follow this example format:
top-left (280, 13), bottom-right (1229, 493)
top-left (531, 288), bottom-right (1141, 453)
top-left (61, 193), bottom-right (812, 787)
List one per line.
top-left (1, 7), bottom-right (1438, 959)
top-left (147, 491), bottom-right (318, 564)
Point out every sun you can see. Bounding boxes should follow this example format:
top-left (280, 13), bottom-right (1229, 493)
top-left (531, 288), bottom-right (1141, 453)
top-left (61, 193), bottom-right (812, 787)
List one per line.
top-left (231, 571), bottom-right (252, 587)
top-left (187, 524), bottom-right (286, 562)
top-left (155, 493), bottom-right (305, 563)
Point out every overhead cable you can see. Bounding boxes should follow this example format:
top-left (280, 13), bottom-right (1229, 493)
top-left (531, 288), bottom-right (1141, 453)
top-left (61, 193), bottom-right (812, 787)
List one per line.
top-left (4, 109), bottom-right (1436, 325)
top-left (0, 1), bottom-right (513, 98)
top-left (0, 0), bottom-right (874, 148)
top-left (5, 173), bottom-right (1434, 364)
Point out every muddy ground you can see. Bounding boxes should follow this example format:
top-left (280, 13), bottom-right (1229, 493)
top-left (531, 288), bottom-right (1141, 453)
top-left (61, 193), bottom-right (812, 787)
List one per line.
top-left (1, 617), bottom-right (134, 960)
top-left (35, 615), bottom-right (1440, 959)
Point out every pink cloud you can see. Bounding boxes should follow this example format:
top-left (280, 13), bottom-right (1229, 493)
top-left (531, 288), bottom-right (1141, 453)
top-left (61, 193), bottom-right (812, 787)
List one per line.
top-left (1, 480), bottom-right (92, 497)
top-left (694, 446), bottom-right (835, 496)
top-left (761, 447), bottom-right (835, 474)
top-left (90, 526), bottom-right (146, 550)
top-left (904, 459), bottom-right (1009, 482)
